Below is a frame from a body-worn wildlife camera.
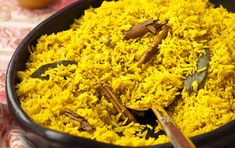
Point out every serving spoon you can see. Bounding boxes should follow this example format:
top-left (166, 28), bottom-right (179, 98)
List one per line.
top-left (128, 48), bottom-right (209, 147)
top-left (127, 104), bottom-right (196, 148)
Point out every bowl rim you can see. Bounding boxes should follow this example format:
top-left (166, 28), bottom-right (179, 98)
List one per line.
top-left (5, 0), bottom-right (235, 147)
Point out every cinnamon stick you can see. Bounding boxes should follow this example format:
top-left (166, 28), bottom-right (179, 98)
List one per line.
top-left (124, 19), bottom-right (164, 39)
top-left (98, 85), bottom-right (136, 123)
top-left (64, 109), bottom-right (94, 132)
top-left (139, 25), bottom-right (171, 64)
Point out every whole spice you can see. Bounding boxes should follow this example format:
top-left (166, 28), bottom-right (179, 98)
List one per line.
top-left (98, 85), bottom-right (136, 123)
top-left (184, 48), bottom-right (210, 95)
top-left (30, 60), bottom-right (77, 80)
top-left (124, 19), bottom-right (164, 39)
top-left (63, 109), bottom-right (94, 132)
top-left (139, 25), bottom-right (171, 64)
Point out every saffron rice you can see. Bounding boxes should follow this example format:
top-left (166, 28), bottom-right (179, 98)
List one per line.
top-left (16, 0), bottom-right (235, 146)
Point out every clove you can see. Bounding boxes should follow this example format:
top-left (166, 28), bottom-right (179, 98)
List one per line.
top-left (124, 19), bottom-right (164, 40)
top-left (64, 109), bottom-right (94, 132)
top-left (139, 25), bottom-right (171, 64)
top-left (98, 85), bottom-right (136, 123)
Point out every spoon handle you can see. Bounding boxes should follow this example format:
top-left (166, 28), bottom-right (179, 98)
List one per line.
top-left (152, 106), bottom-right (196, 148)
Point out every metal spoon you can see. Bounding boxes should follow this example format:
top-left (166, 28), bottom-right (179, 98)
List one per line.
top-left (127, 105), bottom-right (196, 148)
top-left (126, 49), bottom-right (209, 147)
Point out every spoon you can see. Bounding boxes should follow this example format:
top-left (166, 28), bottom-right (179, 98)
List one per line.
top-left (127, 104), bottom-right (196, 148)
top-left (127, 48), bottom-right (209, 147)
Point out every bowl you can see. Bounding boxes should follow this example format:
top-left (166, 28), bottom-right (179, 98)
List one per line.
top-left (6, 0), bottom-right (235, 147)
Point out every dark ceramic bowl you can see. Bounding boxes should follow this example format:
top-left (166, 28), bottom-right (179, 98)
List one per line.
top-left (6, 0), bottom-right (235, 147)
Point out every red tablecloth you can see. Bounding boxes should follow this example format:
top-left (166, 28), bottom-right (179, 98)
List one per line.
top-left (0, 0), bottom-right (76, 147)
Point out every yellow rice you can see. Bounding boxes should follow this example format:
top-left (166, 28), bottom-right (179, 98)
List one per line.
top-left (16, 0), bottom-right (235, 146)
